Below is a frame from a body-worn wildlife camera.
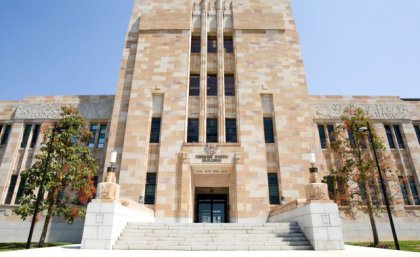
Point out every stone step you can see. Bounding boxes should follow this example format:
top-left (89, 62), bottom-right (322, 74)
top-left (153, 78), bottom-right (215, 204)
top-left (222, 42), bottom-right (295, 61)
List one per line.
top-left (117, 235), bottom-right (308, 241)
top-left (115, 240), bottom-right (311, 247)
top-left (126, 222), bottom-right (298, 227)
top-left (113, 244), bottom-right (313, 251)
top-left (124, 226), bottom-right (301, 232)
top-left (121, 225), bottom-right (302, 231)
top-left (121, 231), bottom-right (303, 237)
top-left (113, 222), bottom-right (312, 251)
top-left (122, 229), bottom-right (301, 235)
top-left (126, 222), bottom-right (299, 228)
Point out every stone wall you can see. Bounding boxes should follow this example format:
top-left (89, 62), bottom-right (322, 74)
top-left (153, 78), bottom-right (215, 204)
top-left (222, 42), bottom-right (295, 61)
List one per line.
top-left (0, 205), bottom-right (84, 243)
top-left (340, 208), bottom-right (420, 242)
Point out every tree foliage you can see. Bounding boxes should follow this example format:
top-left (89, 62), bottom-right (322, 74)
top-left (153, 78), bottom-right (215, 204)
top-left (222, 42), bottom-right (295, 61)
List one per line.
top-left (14, 106), bottom-right (98, 245)
top-left (323, 107), bottom-right (396, 246)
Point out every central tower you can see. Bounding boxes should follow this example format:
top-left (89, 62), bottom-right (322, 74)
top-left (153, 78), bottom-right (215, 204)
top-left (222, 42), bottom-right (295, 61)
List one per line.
top-left (104, 0), bottom-right (318, 223)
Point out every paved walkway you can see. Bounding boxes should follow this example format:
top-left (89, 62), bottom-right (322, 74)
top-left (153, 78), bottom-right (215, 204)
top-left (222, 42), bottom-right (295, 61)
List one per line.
top-left (0, 245), bottom-right (419, 257)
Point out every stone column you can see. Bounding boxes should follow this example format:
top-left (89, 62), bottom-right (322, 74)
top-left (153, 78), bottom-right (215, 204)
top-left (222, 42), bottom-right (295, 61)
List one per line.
top-left (178, 152), bottom-right (193, 223)
top-left (375, 123), bottom-right (405, 213)
top-left (402, 123), bottom-right (420, 189)
top-left (375, 123), bottom-right (407, 212)
top-left (231, 152), bottom-right (243, 223)
top-left (217, 0), bottom-right (226, 143)
top-left (199, 0), bottom-right (208, 143)
top-left (0, 123), bottom-right (23, 203)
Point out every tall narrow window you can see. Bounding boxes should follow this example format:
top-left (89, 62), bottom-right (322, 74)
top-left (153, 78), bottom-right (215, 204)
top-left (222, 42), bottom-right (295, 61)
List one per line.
top-left (88, 124), bottom-right (98, 148)
top-left (377, 178), bottom-right (386, 205)
top-left (409, 177), bottom-right (420, 205)
top-left (97, 124), bottom-right (107, 148)
top-left (384, 125), bottom-right (395, 149)
top-left (327, 125), bottom-right (335, 143)
top-left (224, 37), bottom-right (233, 53)
top-left (144, 173), bottom-right (156, 204)
top-left (226, 119), bottom-right (237, 143)
top-left (191, 37), bottom-right (201, 53)
top-left (187, 119), bottom-right (199, 143)
top-left (20, 124), bottom-right (32, 148)
top-left (399, 176), bottom-right (410, 205)
top-left (0, 125), bottom-right (3, 146)
top-left (0, 125), bottom-right (11, 146)
top-left (264, 118), bottom-right (275, 143)
top-left (206, 119), bottom-right (218, 143)
top-left (4, 175), bottom-right (17, 204)
top-left (358, 182), bottom-right (367, 203)
top-left (369, 179), bottom-right (382, 205)
top-left (325, 175), bottom-right (336, 195)
top-left (224, 75), bottom-right (235, 96)
top-left (207, 75), bottom-right (217, 96)
top-left (150, 118), bottom-right (161, 143)
top-left (92, 176), bottom-right (99, 199)
top-left (415, 125), bottom-right (420, 145)
top-left (318, 125), bottom-right (327, 149)
top-left (15, 176), bottom-right (26, 204)
top-left (268, 173), bottom-right (280, 204)
top-left (208, 37), bottom-right (217, 53)
top-left (189, 75), bottom-right (200, 96)
top-left (393, 125), bottom-right (405, 149)
top-left (30, 124), bottom-right (40, 148)
top-left (347, 128), bottom-right (355, 147)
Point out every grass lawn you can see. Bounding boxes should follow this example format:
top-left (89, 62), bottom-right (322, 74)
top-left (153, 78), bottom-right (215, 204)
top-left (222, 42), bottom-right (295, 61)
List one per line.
top-left (349, 241), bottom-right (420, 253)
top-left (0, 242), bottom-right (72, 252)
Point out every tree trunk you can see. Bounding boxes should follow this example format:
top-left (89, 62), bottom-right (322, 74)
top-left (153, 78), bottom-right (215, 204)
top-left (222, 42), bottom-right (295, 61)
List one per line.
top-left (38, 190), bottom-right (56, 247)
top-left (365, 181), bottom-right (379, 246)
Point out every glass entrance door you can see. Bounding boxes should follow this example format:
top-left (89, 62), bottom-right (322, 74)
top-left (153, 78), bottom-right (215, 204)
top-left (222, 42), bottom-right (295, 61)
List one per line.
top-left (195, 194), bottom-right (228, 223)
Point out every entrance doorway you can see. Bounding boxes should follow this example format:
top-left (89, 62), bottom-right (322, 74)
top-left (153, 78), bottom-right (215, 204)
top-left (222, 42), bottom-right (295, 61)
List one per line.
top-left (195, 188), bottom-right (229, 223)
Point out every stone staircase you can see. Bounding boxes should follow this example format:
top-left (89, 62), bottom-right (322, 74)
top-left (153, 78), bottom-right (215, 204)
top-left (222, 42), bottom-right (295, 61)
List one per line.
top-left (113, 222), bottom-right (312, 251)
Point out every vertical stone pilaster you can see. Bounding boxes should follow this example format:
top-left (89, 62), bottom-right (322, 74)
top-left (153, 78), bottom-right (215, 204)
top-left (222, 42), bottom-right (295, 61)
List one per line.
top-left (217, 0), bottom-right (226, 143)
top-left (230, 152), bottom-right (243, 222)
top-left (402, 123), bottom-right (420, 177)
top-left (0, 123), bottom-right (23, 203)
top-left (402, 123), bottom-right (420, 200)
top-left (199, 0), bottom-right (208, 143)
top-left (178, 153), bottom-right (193, 222)
top-left (375, 123), bottom-right (405, 213)
top-left (117, 89), bottom-right (152, 202)
top-left (104, 2), bottom-right (141, 187)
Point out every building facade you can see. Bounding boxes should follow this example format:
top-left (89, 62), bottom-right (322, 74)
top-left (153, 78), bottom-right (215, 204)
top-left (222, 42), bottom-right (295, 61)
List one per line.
top-left (0, 0), bottom-right (420, 242)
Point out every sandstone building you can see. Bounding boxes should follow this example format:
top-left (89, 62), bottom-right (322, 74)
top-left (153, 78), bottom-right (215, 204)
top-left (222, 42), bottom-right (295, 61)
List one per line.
top-left (0, 0), bottom-right (419, 243)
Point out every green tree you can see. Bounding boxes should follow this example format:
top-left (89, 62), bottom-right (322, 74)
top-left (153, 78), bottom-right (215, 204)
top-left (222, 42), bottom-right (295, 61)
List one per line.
top-left (325, 107), bottom-right (394, 247)
top-left (15, 106), bottom-right (98, 246)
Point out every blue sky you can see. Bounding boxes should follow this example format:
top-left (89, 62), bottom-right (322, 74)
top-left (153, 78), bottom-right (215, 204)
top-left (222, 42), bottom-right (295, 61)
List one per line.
top-left (0, 0), bottom-right (419, 100)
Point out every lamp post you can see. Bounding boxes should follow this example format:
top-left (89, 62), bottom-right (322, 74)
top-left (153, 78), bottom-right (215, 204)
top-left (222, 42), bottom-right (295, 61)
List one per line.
top-left (309, 152), bottom-right (317, 170)
top-left (105, 150), bottom-right (117, 183)
top-left (359, 123), bottom-right (400, 250)
top-left (109, 150), bottom-right (117, 172)
top-left (26, 124), bottom-right (60, 249)
top-left (308, 152), bottom-right (319, 182)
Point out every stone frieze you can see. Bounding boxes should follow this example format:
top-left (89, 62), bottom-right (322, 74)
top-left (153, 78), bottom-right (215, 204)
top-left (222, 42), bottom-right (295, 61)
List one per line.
top-left (15, 100), bottom-right (113, 120)
top-left (312, 103), bottom-right (410, 120)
